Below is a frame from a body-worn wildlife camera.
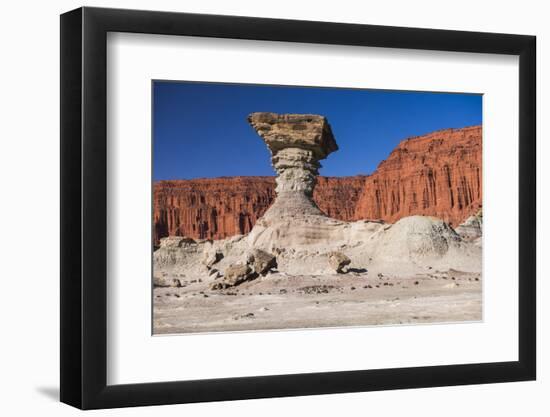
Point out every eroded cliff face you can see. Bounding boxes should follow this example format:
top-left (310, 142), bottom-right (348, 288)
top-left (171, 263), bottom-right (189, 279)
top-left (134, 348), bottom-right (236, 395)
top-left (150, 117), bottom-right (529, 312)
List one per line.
top-left (153, 176), bottom-right (364, 244)
top-left (154, 125), bottom-right (481, 243)
top-left (314, 176), bottom-right (367, 220)
top-left (354, 126), bottom-right (482, 226)
top-left (153, 177), bottom-right (276, 244)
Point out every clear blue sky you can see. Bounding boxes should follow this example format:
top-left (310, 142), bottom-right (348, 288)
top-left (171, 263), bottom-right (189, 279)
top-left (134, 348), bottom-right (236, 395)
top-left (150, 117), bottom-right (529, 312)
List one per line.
top-left (153, 81), bottom-right (482, 180)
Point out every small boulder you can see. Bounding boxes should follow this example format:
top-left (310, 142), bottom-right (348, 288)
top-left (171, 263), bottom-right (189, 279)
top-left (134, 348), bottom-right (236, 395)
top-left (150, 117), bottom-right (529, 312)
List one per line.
top-left (246, 249), bottom-right (277, 275)
top-left (223, 263), bottom-right (256, 286)
top-left (202, 250), bottom-right (223, 269)
top-left (328, 252), bottom-right (351, 273)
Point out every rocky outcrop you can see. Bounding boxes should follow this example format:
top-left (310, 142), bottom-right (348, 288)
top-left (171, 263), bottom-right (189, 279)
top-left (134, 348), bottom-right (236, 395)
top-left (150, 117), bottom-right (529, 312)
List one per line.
top-left (246, 113), bottom-right (376, 252)
top-left (354, 126), bottom-right (482, 227)
top-left (154, 125), bottom-right (482, 243)
top-left (247, 112), bottom-right (338, 220)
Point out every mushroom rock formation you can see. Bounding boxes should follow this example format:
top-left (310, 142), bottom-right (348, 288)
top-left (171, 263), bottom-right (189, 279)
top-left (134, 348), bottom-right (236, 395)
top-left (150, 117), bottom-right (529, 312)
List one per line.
top-left (246, 112), bottom-right (379, 253)
top-left (247, 112), bottom-right (337, 219)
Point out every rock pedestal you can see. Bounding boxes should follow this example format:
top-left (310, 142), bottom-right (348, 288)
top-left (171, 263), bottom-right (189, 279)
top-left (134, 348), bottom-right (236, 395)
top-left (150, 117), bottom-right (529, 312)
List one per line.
top-left (246, 112), bottom-right (351, 252)
top-left (248, 112), bottom-right (338, 220)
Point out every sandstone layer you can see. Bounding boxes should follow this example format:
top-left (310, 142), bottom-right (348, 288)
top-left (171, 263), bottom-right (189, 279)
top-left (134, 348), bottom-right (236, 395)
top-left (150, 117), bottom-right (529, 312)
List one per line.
top-left (154, 125), bottom-right (482, 244)
top-left (354, 125), bottom-right (482, 225)
top-left (153, 177), bottom-right (276, 245)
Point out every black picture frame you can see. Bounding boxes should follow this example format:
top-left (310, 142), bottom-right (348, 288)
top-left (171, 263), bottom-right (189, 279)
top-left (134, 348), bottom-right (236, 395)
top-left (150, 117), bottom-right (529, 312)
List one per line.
top-left (60, 6), bottom-right (536, 410)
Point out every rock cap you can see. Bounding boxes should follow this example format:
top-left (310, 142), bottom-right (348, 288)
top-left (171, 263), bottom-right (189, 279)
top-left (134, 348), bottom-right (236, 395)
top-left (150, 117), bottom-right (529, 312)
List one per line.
top-left (248, 112), bottom-right (338, 160)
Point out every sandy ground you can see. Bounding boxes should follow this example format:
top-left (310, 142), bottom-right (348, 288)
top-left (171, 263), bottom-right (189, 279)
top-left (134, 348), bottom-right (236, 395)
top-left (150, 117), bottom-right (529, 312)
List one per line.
top-left (153, 268), bottom-right (481, 335)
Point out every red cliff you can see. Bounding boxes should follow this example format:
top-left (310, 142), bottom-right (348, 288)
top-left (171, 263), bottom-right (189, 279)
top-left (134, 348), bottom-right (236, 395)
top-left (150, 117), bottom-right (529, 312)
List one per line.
top-left (153, 176), bottom-right (364, 243)
top-left (314, 176), bottom-right (367, 220)
top-left (154, 125), bottom-right (481, 243)
top-left (154, 177), bottom-right (275, 244)
top-left (354, 125), bottom-right (482, 226)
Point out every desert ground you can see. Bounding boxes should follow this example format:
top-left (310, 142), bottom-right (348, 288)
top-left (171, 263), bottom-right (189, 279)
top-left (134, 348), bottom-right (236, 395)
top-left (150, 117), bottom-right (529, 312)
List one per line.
top-left (153, 268), bottom-right (481, 334)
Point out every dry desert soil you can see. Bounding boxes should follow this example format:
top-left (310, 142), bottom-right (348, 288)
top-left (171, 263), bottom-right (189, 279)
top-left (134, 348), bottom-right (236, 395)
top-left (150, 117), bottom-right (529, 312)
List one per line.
top-left (153, 268), bottom-right (481, 334)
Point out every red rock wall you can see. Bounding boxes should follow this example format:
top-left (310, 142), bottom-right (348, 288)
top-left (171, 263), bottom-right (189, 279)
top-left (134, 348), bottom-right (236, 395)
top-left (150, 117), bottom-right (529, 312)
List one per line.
top-left (154, 125), bottom-right (482, 243)
top-left (314, 176), bottom-right (367, 221)
top-left (354, 125), bottom-right (482, 226)
top-left (153, 176), bottom-right (365, 243)
top-left (154, 177), bottom-right (276, 244)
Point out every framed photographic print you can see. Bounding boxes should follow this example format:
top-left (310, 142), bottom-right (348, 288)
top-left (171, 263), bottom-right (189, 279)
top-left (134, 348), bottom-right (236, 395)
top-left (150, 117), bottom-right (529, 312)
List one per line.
top-left (60, 6), bottom-right (536, 409)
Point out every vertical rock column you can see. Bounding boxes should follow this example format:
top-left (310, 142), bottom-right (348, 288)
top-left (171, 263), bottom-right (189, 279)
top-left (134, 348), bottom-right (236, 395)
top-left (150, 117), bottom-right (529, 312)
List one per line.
top-left (247, 112), bottom-right (338, 220)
